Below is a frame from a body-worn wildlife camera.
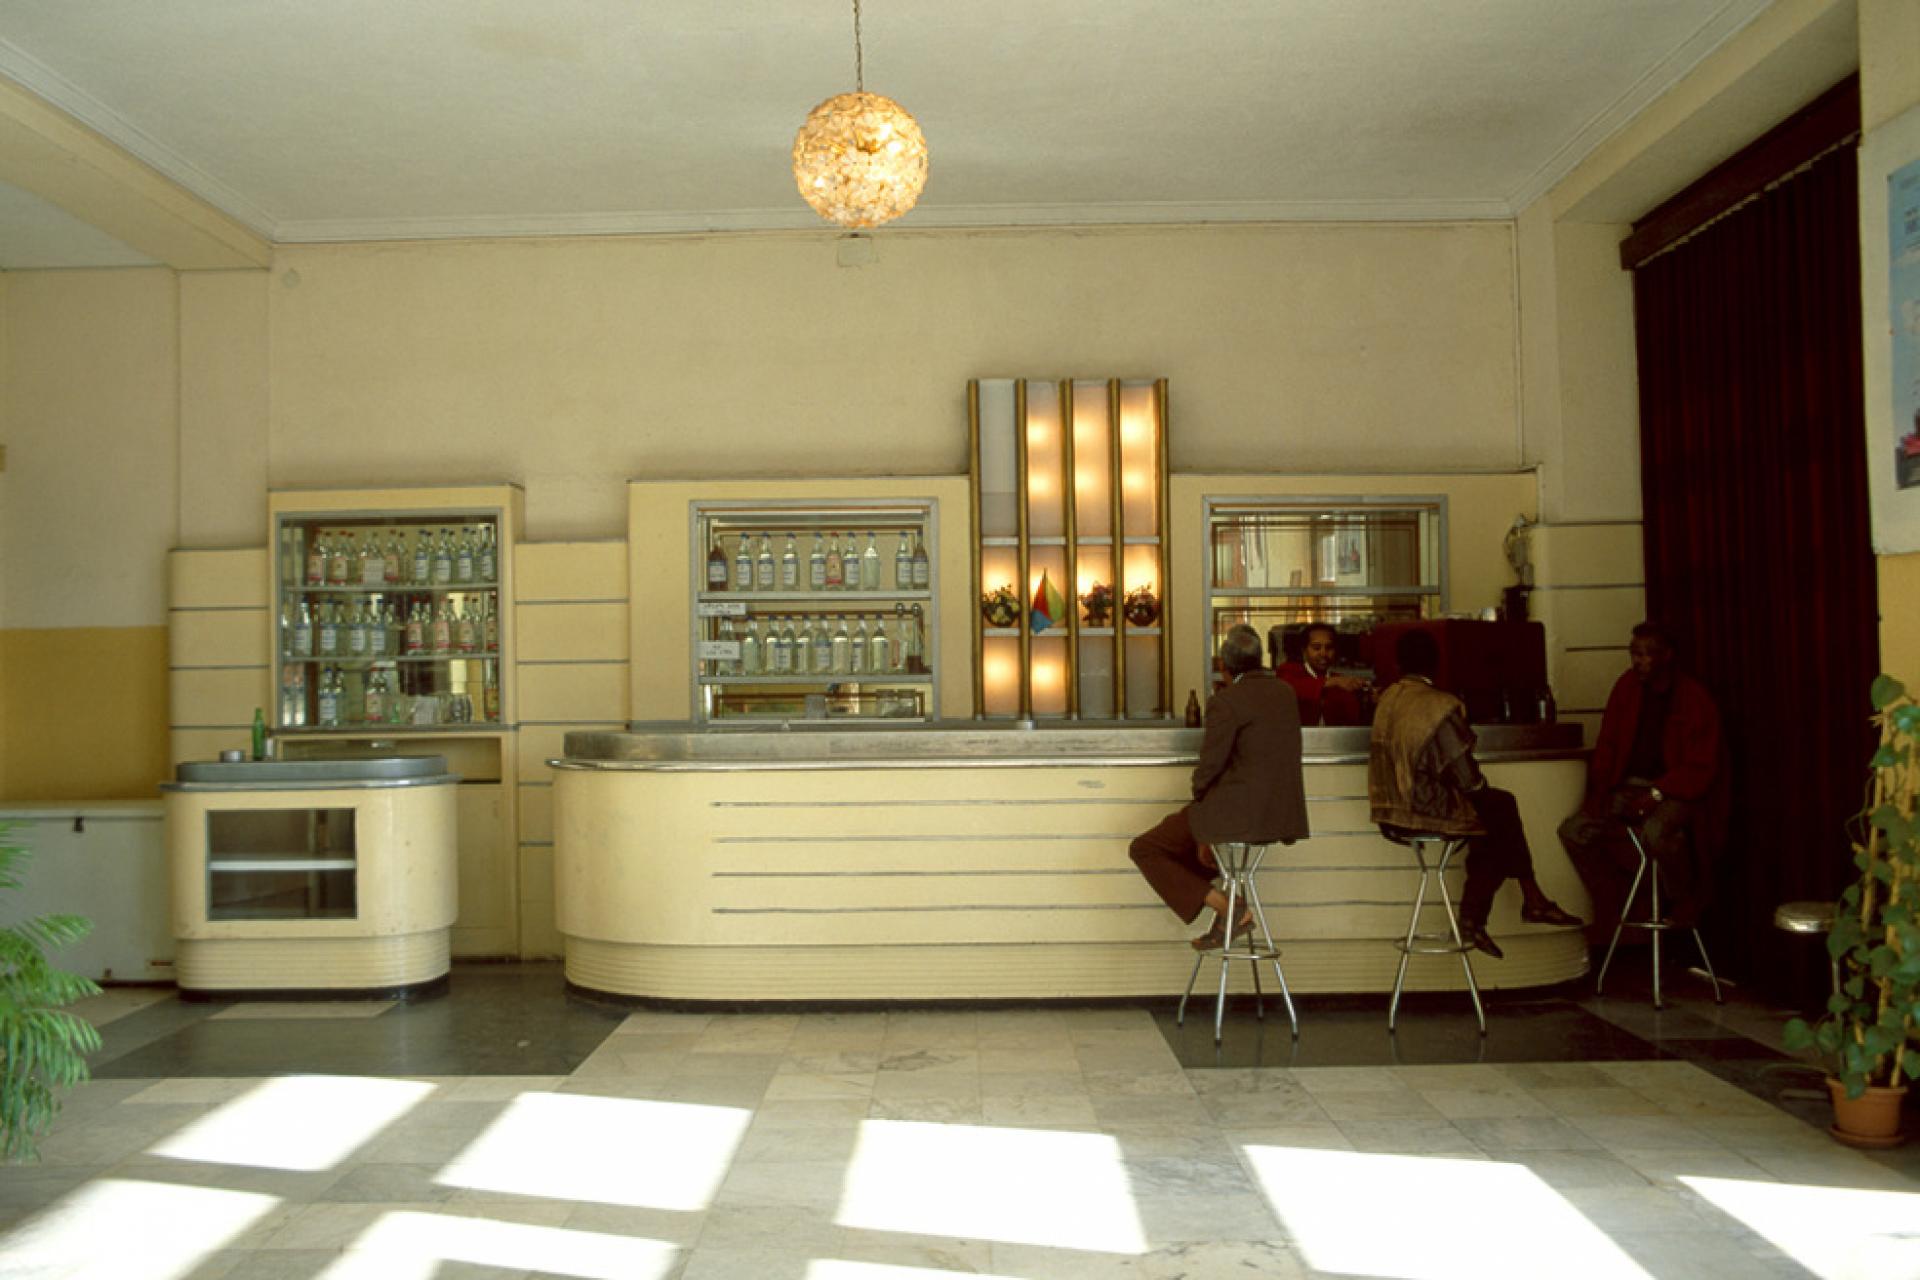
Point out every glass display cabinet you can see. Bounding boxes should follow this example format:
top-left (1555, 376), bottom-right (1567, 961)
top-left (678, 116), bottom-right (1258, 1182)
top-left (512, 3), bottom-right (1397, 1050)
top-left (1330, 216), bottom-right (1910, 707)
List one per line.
top-left (273, 508), bottom-right (504, 732)
top-left (1203, 496), bottom-right (1446, 672)
top-left (690, 500), bottom-right (938, 722)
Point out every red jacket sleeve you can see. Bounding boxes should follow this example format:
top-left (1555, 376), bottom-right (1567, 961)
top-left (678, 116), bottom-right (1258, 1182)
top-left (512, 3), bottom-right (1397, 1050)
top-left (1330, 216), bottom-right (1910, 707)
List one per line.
top-left (1657, 677), bottom-right (1721, 802)
top-left (1588, 672), bottom-right (1636, 801)
top-left (1276, 663), bottom-right (1324, 727)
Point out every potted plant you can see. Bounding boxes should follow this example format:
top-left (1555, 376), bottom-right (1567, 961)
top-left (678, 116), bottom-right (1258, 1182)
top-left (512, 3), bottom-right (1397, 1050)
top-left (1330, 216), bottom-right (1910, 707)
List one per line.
top-left (1079, 581), bottom-right (1113, 628)
top-left (0, 827), bottom-right (102, 1161)
top-left (1785, 675), bottom-right (1920, 1147)
top-left (980, 585), bottom-right (1019, 629)
top-left (1122, 585), bottom-right (1160, 628)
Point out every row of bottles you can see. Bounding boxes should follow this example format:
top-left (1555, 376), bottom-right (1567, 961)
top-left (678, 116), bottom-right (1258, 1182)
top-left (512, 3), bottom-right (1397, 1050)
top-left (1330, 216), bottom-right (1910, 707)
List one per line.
top-left (282, 663), bottom-right (499, 728)
top-left (710, 611), bottom-right (926, 678)
top-left (706, 531), bottom-right (929, 594)
top-left (283, 594), bottom-right (498, 659)
top-left (301, 525), bottom-right (498, 589)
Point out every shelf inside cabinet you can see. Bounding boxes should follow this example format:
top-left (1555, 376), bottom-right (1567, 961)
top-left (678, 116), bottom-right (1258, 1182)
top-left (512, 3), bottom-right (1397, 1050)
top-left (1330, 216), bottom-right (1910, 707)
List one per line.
top-left (699, 673), bottom-right (933, 686)
top-left (294, 582), bottom-right (499, 595)
top-left (699, 590), bottom-right (930, 604)
top-left (287, 654), bottom-right (498, 665)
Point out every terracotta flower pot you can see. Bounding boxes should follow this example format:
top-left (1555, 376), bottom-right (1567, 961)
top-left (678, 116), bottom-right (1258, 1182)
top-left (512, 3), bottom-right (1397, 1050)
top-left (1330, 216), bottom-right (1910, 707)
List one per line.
top-left (1826, 1076), bottom-right (1908, 1148)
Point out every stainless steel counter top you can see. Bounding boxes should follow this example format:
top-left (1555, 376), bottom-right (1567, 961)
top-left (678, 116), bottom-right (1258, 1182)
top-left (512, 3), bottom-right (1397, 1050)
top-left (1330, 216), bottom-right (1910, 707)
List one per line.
top-left (162, 755), bottom-right (458, 792)
top-left (553, 722), bottom-right (1583, 772)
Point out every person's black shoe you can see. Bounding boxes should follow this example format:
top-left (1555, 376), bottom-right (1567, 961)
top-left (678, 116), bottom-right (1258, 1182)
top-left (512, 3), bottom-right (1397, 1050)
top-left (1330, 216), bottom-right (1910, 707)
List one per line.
top-left (1460, 921), bottom-right (1505, 959)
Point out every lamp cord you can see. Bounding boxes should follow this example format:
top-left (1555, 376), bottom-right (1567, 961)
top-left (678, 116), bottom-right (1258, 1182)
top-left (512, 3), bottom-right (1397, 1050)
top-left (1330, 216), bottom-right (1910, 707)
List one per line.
top-left (852, 0), bottom-right (864, 92)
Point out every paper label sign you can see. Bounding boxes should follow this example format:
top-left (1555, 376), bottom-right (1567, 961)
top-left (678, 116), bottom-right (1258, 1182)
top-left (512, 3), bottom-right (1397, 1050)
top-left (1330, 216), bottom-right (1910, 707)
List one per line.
top-left (696, 601), bottom-right (748, 618)
top-left (696, 640), bottom-right (742, 660)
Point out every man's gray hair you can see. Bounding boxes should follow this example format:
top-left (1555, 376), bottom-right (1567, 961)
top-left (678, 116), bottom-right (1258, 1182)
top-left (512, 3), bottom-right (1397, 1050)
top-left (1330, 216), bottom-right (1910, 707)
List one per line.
top-left (1219, 624), bottom-right (1264, 676)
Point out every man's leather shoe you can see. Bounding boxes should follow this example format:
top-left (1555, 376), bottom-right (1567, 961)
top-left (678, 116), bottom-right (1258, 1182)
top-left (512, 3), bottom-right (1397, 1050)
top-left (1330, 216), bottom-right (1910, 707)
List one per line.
top-left (1460, 921), bottom-right (1505, 959)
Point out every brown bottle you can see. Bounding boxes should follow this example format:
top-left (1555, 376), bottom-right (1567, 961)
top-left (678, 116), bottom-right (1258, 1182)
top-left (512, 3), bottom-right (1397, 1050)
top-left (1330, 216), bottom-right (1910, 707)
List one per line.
top-left (1184, 690), bottom-right (1203, 727)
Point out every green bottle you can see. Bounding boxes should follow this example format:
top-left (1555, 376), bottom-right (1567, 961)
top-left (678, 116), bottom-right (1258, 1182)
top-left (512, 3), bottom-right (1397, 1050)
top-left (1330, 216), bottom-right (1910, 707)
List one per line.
top-left (251, 707), bottom-right (267, 761)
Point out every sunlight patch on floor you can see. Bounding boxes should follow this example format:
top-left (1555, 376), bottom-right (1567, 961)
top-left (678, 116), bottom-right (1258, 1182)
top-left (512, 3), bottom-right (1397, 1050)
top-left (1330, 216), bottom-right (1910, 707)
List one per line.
top-left (146, 1074), bottom-right (435, 1171)
top-left (806, 1262), bottom-right (1022, 1280)
top-left (436, 1090), bottom-right (751, 1210)
top-left (316, 1209), bottom-right (680, 1280)
top-left (837, 1119), bottom-right (1146, 1255)
top-left (1681, 1175), bottom-right (1920, 1279)
top-left (1244, 1145), bottom-right (1653, 1280)
top-left (0, 1178), bottom-right (279, 1279)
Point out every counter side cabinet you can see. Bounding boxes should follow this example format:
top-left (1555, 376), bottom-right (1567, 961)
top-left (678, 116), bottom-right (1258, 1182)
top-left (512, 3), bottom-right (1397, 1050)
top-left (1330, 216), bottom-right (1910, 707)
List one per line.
top-left (273, 507), bottom-right (505, 733)
top-left (691, 501), bottom-right (938, 723)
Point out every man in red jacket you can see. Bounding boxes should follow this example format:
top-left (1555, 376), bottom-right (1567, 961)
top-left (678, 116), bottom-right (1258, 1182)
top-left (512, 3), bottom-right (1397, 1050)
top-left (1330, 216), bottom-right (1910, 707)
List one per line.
top-left (1558, 622), bottom-right (1723, 932)
top-left (1274, 622), bottom-right (1369, 726)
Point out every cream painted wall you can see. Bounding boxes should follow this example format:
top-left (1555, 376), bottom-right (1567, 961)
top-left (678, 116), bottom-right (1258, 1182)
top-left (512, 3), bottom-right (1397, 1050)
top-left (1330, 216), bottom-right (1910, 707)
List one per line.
top-left (179, 271), bottom-right (269, 548)
top-left (1, 268), bottom-right (178, 628)
top-left (267, 224), bottom-right (1522, 541)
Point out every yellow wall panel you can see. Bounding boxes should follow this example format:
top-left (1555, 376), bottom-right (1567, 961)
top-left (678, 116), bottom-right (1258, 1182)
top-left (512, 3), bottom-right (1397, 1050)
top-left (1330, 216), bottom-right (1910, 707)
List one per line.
top-left (520, 898), bottom-right (563, 958)
top-left (169, 666), bottom-right (271, 728)
top-left (519, 843), bottom-right (554, 903)
top-left (1555, 648), bottom-right (1631, 714)
top-left (169, 548), bottom-right (269, 609)
top-left (518, 783), bottom-right (552, 843)
top-left (169, 608), bottom-right (269, 667)
top-left (516, 602), bottom-right (626, 662)
top-left (452, 783), bottom-right (515, 957)
top-left (172, 728), bottom-right (247, 768)
top-left (1532, 585), bottom-right (1645, 651)
top-left (517, 542), bottom-right (627, 602)
top-left (518, 663), bottom-right (628, 723)
top-left (1881, 552), bottom-right (1920, 686)
top-left (516, 724), bottom-right (590, 783)
top-left (1530, 522), bottom-right (1643, 586)
top-left (1, 627), bottom-right (169, 800)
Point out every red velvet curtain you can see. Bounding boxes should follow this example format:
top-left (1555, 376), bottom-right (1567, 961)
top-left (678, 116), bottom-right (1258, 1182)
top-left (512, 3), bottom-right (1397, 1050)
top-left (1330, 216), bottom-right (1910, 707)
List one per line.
top-left (1632, 143), bottom-right (1876, 1000)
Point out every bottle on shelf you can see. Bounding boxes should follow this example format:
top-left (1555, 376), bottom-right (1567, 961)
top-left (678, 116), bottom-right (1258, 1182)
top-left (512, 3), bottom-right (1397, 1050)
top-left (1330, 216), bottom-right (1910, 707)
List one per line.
top-left (707, 537), bottom-right (729, 590)
top-left (478, 525), bottom-right (498, 584)
top-left (281, 665), bottom-right (307, 728)
top-left (482, 595), bottom-right (499, 652)
top-left (781, 535), bottom-right (800, 590)
top-left (328, 533), bottom-right (353, 585)
top-left (769, 617), bottom-right (792, 674)
top-left (732, 536), bottom-right (753, 592)
top-left (911, 530), bottom-right (931, 590)
top-left (861, 532), bottom-right (881, 591)
top-left (369, 598), bottom-right (392, 658)
top-left (716, 617), bottom-right (739, 676)
top-left (894, 533), bottom-right (913, 592)
top-left (831, 616), bottom-right (851, 674)
top-left (404, 600), bottom-right (427, 655)
top-left (809, 533), bottom-right (827, 590)
top-left (361, 537), bottom-right (385, 587)
top-left (810, 618), bottom-right (833, 672)
top-left (347, 598), bottom-right (370, 658)
top-left (317, 667), bottom-right (342, 727)
top-left (455, 598), bottom-right (478, 653)
top-left (849, 618), bottom-right (868, 675)
top-left (825, 534), bottom-right (844, 590)
top-left (482, 662), bottom-right (500, 722)
top-left (754, 534), bottom-right (776, 591)
top-left (454, 527), bottom-right (476, 584)
top-left (868, 614), bottom-right (890, 673)
top-left (363, 669), bottom-right (388, 724)
top-left (431, 597), bottom-right (454, 653)
top-left (411, 530), bottom-right (432, 585)
top-left (385, 530), bottom-right (405, 584)
top-left (741, 618), bottom-right (763, 674)
top-left (793, 618), bottom-right (812, 675)
top-left (317, 601), bottom-right (341, 658)
top-left (432, 530), bottom-right (455, 585)
top-left (290, 599), bottom-right (313, 658)
top-left (306, 533), bottom-right (328, 587)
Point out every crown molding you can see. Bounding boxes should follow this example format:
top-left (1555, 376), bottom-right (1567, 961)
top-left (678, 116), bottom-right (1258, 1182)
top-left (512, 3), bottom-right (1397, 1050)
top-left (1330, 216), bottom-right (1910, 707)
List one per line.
top-left (1503, 0), bottom-right (1776, 215)
top-left (0, 36), bottom-right (278, 237)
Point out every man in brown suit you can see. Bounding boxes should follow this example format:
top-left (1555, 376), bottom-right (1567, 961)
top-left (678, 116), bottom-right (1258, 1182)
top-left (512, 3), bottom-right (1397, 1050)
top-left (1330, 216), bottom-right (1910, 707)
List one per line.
top-left (1369, 629), bottom-right (1581, 957)
top-left (1130, 624), bottom-right (1310, 949)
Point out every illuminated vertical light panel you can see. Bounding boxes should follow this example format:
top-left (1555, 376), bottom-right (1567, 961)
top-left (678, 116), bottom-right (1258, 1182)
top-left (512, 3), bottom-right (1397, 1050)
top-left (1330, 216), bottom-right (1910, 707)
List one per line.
top-left (1023, 382), bottom-right (1065, 541)
top-left (1071, 381), bottom-right (1112, 539)
top-left (977, 381), bottom-right (1019, 540)
top-left (982, 637), bottom-right (1020, 717)
top-left (1031, 636), bottom-right (1068, 717)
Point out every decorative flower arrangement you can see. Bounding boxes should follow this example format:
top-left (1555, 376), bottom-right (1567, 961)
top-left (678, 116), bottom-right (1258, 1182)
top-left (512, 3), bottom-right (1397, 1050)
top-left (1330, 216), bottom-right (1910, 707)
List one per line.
top-left (1079, 581), bottom-right (1113, 627)
top-left (1123, 585), bottom-right (1160, 627)
top-left (980, 585), bottom-right (1019, 629)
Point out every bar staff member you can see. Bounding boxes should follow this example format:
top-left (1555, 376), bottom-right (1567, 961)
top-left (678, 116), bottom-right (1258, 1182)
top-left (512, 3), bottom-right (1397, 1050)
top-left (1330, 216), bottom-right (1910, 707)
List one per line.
top-left (1275, 622), bottom-right (1368, 726)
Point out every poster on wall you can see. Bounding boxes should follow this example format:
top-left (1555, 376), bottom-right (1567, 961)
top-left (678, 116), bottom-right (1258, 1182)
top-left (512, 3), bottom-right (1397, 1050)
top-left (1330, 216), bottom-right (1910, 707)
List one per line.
top-left (1866, 102), bottom-right (1920, 553)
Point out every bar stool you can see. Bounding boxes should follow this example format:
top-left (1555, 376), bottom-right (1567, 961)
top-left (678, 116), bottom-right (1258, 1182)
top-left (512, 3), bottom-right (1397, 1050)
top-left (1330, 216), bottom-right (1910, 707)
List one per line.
top-left (1775, 899), bottom-right (1839, 1000)
top-left (1177, 841), bottom-right (1298, 1044)
top-left (1382, 830), bottom-right (1486, 1035)
top-left (1595, 824), bottom-right (1723, 1009)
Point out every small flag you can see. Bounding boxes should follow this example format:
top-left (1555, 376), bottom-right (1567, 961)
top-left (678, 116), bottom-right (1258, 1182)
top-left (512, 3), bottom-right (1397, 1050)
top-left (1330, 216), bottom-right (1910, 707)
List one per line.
top-left (1031, 570), bottom-right (1067, 633)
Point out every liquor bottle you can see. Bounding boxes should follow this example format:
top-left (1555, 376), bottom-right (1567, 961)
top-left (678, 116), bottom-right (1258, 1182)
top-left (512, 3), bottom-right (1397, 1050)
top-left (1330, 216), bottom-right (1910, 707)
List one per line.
top-left (769, 618), bottom-right (791, 674)
top-left (792, 619), bottom-right (812, 675)
top-left (431, 597), bottom-right (454, 654)
top-left (860, 532), bottom-right (881, 591)
top-left (432, 530), bottom-right (455, 585)
top-left (741, 619), bottom-right (763, 674)
top-left (317, 601), bottom-right (340, 657)
top-left (755, 535), bottom-right (776, 591)
top-left (328, 533), bottom-right (353, 585)
top-left (455, 599), bottom-right (478, 653)
top-left (733, 536), bottom-right (754, 592)
top-left (809, 533), bottom-right (827, 590)
top-left (251, 708), bottom-right (267, 761)
top-left (454, 528), bottom-right (475, 584)
top-left (717, 617), bottom-right (739, 676)
top-left (782, 618), bottom-right (800, 673)
top-left (831, 616), bottom-right (852, 674)
top-left (282, 665), bottom-right (307, 728)
top-left (477, 525), bottom-right (497, 583)
top-left (411, 530), bottom-right (432, 584)
top-left (868, 615), bottom-right (890, 673)
top-left (848, 618), bottom-right (867, 674)
top-left (317, 667), bottom-right (341, 727)
top-left (810, 618), bottom-right (833, 672)
top-left (706, 537), bottom-right (729, 590)
top-left (347, 599), bottom-right (370, 658)
top-left (482, 595), bottom-right (498, 652)
top-left (404, 600), bottom-right (427, 655)
top-left (825, 534), bottom-right (844, 589)
top-left (482, 661), bottom-right (500, 722)
top-left (894, 534), bottom-right (913, 591)
top-left (362, 537), bottom-right (385, 587)
top-left (385, 531), bottom-right (404, 584)
top-left (363, 670), bottom-right (388, 724)
top-left (306, 533), bottom-right (327, 586)
top-left (368, 598), bottom-right (391, 657)
top-left (290, 599), bottom-right (313, 658)
top-left (910, 530), bottom-right (930, 590)
top-left (781, 535), bottom-right (800, 590)
top-left (1185, 690), bottom-right (1203, 727)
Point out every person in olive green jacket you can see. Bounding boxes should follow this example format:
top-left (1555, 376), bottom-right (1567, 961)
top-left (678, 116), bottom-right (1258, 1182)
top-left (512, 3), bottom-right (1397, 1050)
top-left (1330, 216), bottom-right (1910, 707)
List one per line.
top-left (1129, 625), bottom-right (1310, 949)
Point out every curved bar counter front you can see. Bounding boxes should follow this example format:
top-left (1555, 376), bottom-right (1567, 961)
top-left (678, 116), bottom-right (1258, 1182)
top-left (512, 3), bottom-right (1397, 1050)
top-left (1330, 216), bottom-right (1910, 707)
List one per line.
top-left (163, 756), bottom-right (460, 997)
top-left (553, 723), bottom-right (1590, 1002)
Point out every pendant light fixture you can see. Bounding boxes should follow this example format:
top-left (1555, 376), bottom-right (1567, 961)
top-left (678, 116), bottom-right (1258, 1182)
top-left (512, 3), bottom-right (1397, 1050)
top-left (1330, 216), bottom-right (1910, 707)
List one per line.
top-left (791, 0), bottom-right (928, 229)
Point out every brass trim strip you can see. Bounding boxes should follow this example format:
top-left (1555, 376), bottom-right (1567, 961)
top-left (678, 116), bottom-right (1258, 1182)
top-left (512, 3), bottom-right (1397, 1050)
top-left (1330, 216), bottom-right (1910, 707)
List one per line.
top-left (1156, 377), bottom-right (1173, 717)
top-left (1108, 379), bottom-right (1127, 719)
top-left (1015, 380), bottom-right (1033, 718)
top-left (1060, 379), bottom-right (1079, 719)
top-left (967, 380), bottom-right (984, 719)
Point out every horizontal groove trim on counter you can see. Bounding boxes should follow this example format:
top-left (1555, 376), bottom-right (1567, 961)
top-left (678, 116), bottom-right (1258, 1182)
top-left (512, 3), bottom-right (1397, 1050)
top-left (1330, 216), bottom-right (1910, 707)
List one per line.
top-left (709, 792), bottom-right (1368, 808)
top-left (712, 900), bottom-right (1451, 914)
top-left (711, 862), bottom-right (1439, 877)
top-left (711, 827), bottom-right (1387, 844)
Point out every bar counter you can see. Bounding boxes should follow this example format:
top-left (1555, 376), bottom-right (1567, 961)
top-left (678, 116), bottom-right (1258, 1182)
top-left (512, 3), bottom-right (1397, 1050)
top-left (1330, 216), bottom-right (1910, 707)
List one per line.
top-left (552, 722), bottom-right (1590, 1002)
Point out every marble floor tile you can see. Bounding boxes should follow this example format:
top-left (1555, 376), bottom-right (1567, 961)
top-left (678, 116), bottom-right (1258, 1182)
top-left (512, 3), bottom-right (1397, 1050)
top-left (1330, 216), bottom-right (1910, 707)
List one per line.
top-left (1523, 1084), bottom-right (1670, 1116)
top-left (1506, 1148), bottom-right (1658, 1189)
top-left (210, 1001), bottom-right (396, 1020)
top-left (1334, 1118), bottom-right (1481, 1155)
top-left (980, 1094), bottom-right (1100, 1127)
top-left (869, 1070), bottom-right (979, 1102)
top-left (1089, 1094), bottom-right (1214, 1128)
top-left (1197, 1091), bottom-right (1331, 1127)
top-left (1568, 1113), bottom-right (1729, 1152)
top-left (876, 1047), bottom-right (979, 1074)
top-left (1220, 1122), bottom-right (1355, 1154)
top-left (977, 1046), bottom-right (1079, 1073)
top-left (1414, 1086), bottom-right (1553, 1119)
top-left (617, 1011), bottom-right (713, 1034)
top-left (714, 1160), bottom-right (853, 1212)
top-left (1084, 1069), bottom-right (1196, 1098)
top-left (1455, 1115), bottom-right (1605, 1152)
top-left (776, 1050), bottom-right (882, 1075)
top-left (733, 1123), bottom-right (865, 1164)
top-left (866, 1096), bottom-right (985, 1124)
top-left (977, 1071), bottom-right (1089, 1098)
top-left (1305, 1088), bottom-right (1443, 1122)
top-left (747, 1098), bottom-right (872, 1129)
top-left (1132, 1191), bottom-right (1287, 1244)
top-left (761, 1072), bottom-right (875, 1101)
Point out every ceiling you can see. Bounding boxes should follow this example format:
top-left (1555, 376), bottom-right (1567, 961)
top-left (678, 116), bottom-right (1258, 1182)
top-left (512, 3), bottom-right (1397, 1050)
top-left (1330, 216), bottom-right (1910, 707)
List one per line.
top-left (0, 0), bottom-right (1851, 267)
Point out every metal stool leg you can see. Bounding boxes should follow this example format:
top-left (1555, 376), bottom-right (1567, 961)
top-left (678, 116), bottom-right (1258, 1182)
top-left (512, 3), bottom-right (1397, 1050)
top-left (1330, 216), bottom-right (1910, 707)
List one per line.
top-left (1594, 841), bottom-right (1648, 997)
top-left (1177, 950), bottom-right (1204, 1026)
top-left (1692, 928), bottom-right (1723, 1004)
top-left (1388, 845), bottom-right (1431, 1032)
top-left (1248, 887), bottom-right (1298, 1038)
top-left (1214, 876), bottom-right (1238, 1044)
top-left (1433, 841), bottom-right (1486, 1035)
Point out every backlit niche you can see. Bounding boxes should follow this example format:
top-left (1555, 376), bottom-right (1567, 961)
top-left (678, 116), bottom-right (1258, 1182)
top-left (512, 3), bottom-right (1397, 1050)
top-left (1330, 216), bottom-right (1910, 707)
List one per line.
top-left (968, 378), bottom-right (1170, 720)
